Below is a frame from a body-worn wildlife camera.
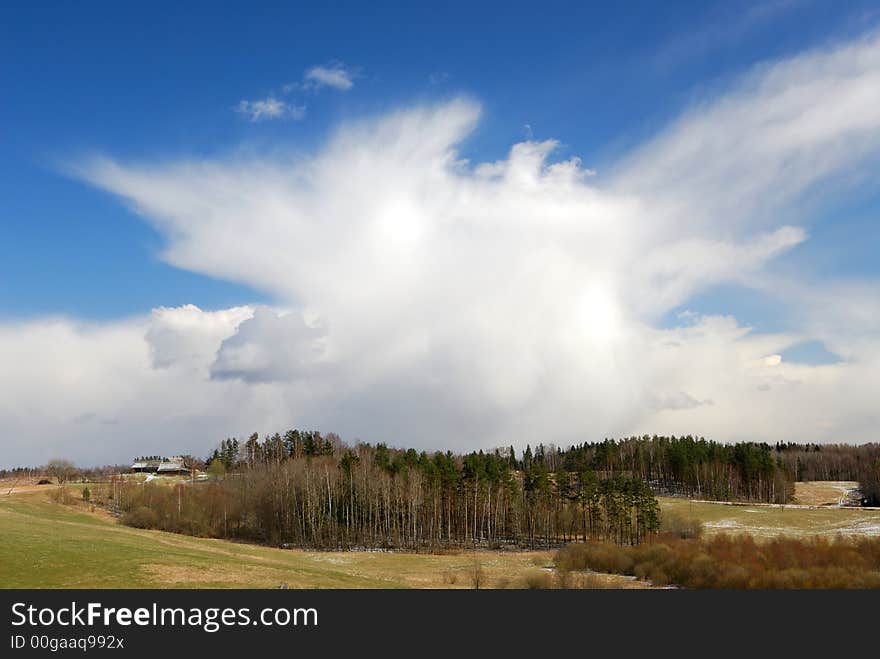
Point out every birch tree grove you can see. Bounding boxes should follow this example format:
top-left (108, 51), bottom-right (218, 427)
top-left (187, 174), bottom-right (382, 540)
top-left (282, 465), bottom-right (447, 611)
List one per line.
top-left (114, 432), bottom-right (660, 550)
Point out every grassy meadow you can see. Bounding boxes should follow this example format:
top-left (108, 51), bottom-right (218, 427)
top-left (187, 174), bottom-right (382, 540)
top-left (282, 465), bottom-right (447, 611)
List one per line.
top-left (0, 484), bottom-right (642, 589)
top-left (659, 493), bottom-right (880, 539)
top-left (3, 480), bottom-right (879, 589)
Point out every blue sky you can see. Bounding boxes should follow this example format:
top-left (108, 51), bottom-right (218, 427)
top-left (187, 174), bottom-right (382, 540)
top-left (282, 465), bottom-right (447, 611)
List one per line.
top-left (3, 0), bottom-right (878, 320)
top-left (2, 1), bottom-right (880, 466)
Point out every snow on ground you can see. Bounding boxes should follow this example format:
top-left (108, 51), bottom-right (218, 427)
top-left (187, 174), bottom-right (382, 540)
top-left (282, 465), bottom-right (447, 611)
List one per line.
top-left (704, 520), bottom-right (744, 530)
top-left (832, 521), bottom-right (880, 536)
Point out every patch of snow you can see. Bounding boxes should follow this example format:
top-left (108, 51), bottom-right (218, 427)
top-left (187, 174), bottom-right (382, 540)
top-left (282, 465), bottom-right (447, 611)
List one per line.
top-left (833, 521), bottom-right (880, 536)
top-left (704, 520), bottom-right (742, 529)
top-left (310, 556), bottom-right (350, 565)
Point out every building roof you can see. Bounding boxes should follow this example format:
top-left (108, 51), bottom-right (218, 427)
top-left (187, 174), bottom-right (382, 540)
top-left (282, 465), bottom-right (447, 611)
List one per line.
top-left (131, 460), bottom-right (161, 469)
top-left (157, 461), bottom-right (188, 472)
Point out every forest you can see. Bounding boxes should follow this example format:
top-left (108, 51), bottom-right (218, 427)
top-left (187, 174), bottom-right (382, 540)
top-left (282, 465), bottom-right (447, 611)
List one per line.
top-left (95, 430), bottom-right (880, 553)
top-left (209, 433), bottom-right (880, 506)
top-left (774, 442), bottom-right (880, 505)
top-left (551, 436), bottom-right (880, 505)
top-left (108, 432), bottom-right (660, 550)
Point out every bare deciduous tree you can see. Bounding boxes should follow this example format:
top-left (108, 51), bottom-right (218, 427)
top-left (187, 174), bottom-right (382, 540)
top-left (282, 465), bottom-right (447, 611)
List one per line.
top-left (45, 459), bottom-right (78, 489)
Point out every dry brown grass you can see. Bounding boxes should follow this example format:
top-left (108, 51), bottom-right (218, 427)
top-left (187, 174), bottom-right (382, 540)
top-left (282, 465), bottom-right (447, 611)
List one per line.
top-left (792, 481), bottom-right (860, 506)
top-left (556, 535), bottom-right (880, 588)
top-left (139, 563), bottom-right (299, 588)
top-left (658, 495), bottom-right (880, 539)
top-left (0, 480), bottom-right (53, 496)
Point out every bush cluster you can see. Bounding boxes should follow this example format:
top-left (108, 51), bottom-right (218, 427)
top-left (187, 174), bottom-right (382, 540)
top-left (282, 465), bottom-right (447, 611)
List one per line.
top-left (555, 534), bottom-right (880, 588)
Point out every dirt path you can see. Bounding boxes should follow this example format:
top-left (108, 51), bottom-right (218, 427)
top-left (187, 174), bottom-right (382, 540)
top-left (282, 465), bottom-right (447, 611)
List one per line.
top-left (0, 483), bottom-right (51, 496)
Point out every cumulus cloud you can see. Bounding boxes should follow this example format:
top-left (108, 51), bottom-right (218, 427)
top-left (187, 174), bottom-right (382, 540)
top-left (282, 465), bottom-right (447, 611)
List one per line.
top-left (0, 313), bottom-right (303, 466)
top-left (145, 304), bottom-right (254, 370)
top-left (235, 97), bottom-right (306, 122)
top-left (4, 30), bottom-right (880, 465)
top-left (211, 307), bottom-right (328, 382)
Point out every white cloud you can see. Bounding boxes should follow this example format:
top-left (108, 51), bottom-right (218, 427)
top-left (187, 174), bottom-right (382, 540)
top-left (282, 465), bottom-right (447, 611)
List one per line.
top-left (235, 97), bottom-right (306, 122)
top-left (0, 312), bottom-right (297, 466)
top-left (211, 307), bottom-right (328, 382)
top-left (654, 0), bottom-right (806, 70)
top-left (299, 63), bottom-right (355, 92)
top-left (5, 30), bottom-right (880, 466)
top-left (146, 304), bottom-right (254, 370)
top-left (615, 29), bottom-right (880, 231)
top-left (3, 305), bottom-right (878, 467)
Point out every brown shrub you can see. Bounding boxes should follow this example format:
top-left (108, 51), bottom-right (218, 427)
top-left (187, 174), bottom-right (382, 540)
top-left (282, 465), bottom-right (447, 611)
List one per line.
top-left (660, 511), bottom-right (703, 539)
top-left (122, 506), bottom-right (159, 529)
top-left (469, 561), bottom-right (487, 589)
top-left (554, 535), bottom-right (880, 589)
top-left (555, 568), bottom-right (574, 589)
top-left (523, 568), bottom-right (554, 589)
top-left (49, 488), bottom-right (77, 505)
top-left (578, 572), bottom-right (613, 589)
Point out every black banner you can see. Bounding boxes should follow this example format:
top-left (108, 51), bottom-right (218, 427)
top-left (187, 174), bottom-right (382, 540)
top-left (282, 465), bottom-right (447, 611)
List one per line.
top-left (1, 589), bottom-right (876, 656)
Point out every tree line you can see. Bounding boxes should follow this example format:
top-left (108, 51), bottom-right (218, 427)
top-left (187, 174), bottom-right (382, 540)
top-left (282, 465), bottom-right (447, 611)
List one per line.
top-left (107, 432), bottom-right (661, 550)
top-left (773, 442), bottom-right (880, 505)
top-left (539, 436), bottom-right (879, 505)
top-left (99, 431), bottom-right (880, 554)
top-left (548, 436), bottom-right (792, 503)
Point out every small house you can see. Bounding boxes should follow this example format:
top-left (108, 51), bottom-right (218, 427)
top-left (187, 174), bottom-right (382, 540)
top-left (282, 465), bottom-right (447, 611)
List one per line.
top-left (130, 456), bottom-right (190, 475)
top-left (156, 459), bottom-right (190, 476)
top-left (130, 460), bottom-right (161, 473)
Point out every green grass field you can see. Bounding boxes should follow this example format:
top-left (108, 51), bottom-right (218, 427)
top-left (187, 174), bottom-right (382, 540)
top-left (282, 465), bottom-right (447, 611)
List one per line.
top-left (658, 495), bottom-right (880, 539)
top-left (4, 483), bottom-right (880, 589)
top-left (0, 487), bottom-right (571, 589)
